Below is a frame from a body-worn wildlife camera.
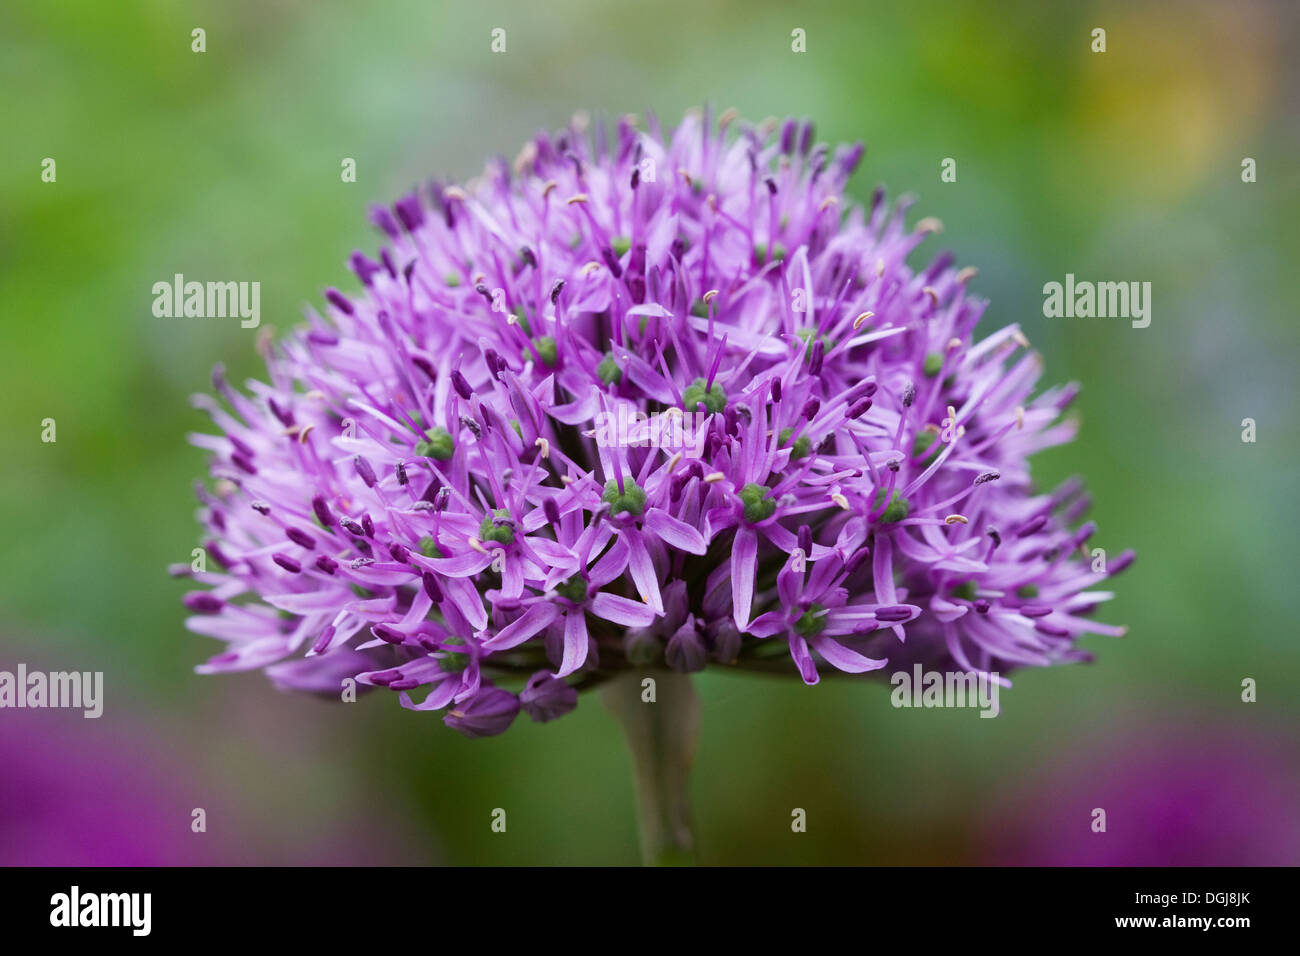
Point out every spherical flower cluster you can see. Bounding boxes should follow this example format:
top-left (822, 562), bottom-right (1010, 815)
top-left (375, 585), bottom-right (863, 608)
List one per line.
top-left (178, 110), bottom-right (1131, 737)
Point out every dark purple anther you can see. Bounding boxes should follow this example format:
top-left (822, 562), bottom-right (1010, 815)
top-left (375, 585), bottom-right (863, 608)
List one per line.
top-left (797, 525), bottom-right (812, 555)
top-left (544, 498), bottom-right (561, 526)
top-left (601, 246), bottom-right (624, 278)
top-left (183, 593), bottom-right (223, 614)
top-left (205, 541), bottom-right (233, 570)
top-left (923, 251), bottom-right (954, 283)
top-left (874, 605), bottom-right (913, 623)
top-left (848, 398), bottom-right (873, 419)
top-left (780, 118), bottom-right (797, 154)
top-left (809, 339), bottom-right (824, 376)
top-left (354, 456), bottom-right (377, 488)
top-left (840, 142), bottom-right (865, 176)
top-left (1070, 521), bottom-right (1098, 548)
top-left (307, 330), bottom-right (339, 346)
top-left (422, 572), bottom-right (444, 603)
top-left (799, 120), bottom-right (814, 156)
top-left (451, 369), bottom-right (473, 400)
top-left (1016, 515), bottom-right (1048, 538)
top-left (846, 378), bottom-right (877, 403)
top-left (1108, 550), bottom-right (1137, 576)
top-left (349, 251), bottom-right (383, 287)
top-left (272, 553), bottom-right (302, 574)
top-left (371, 624), bottom-right (406, 645)
top-left (268, 397), bottom-right (294, 427)
top-left (312, 494), bottom-right (334, 527)
top-left (412, 356), bottom-right (436, 381)
top-left (286, 527), bottom-right (316, 549)
top-left (393, 194), bottom-right (424, 232)
top-left (810, 146), bottom-right (828, 179)
top-left (844, 548), bottom-right (872, 576)
top-left (369, 205), bottom-right (400, 239)
top-left (311, 625), bottom-right (336, 654)
top-left (325, 288), bottom-right (354, 315)
top-left (315, 555), bottom-right (337, 575)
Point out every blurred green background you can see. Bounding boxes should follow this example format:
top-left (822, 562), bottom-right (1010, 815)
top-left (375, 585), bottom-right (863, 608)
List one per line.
top-left (2, 0), bottom-right (1297, 864)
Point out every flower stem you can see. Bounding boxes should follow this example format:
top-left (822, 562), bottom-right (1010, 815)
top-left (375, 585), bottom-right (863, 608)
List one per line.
top-left (602, 670), bottom-right (699, 866)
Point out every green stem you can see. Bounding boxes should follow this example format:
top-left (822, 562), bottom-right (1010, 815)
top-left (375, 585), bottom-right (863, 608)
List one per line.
top-left (602, 670), bottom-right (699, 866)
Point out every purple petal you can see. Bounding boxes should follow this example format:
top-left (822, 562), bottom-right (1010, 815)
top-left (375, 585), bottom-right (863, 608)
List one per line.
top-left (644, 508), bottom-right (708, 555)
top-left (625, 530), bottom-right (663, 615)
top-left (555, 609), bottom-right (590, 677)
top-left (483, 603), bottom-right (561, 651)
top-left (808, 635), bottom-right (888, 673)
top-left (731, 526), bottom-right (758, 628)
top-left (787, 633), bottom-right (819, 685)
top-left (746, 611), bottom-right (788, 638)
top-left (590, 592), bottom-right (657, 628)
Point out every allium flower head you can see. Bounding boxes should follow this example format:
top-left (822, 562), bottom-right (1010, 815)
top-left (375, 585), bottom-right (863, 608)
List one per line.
top-left (178, 110), bottom-right (1131, 736)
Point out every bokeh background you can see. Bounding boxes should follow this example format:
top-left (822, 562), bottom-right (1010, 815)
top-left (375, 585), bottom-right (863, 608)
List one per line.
top-left (2, 0), bottom-right (1297, 864)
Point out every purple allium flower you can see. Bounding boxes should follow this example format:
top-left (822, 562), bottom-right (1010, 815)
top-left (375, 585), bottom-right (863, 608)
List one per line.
top-left (180, 110), bottom-right (1130, 736)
